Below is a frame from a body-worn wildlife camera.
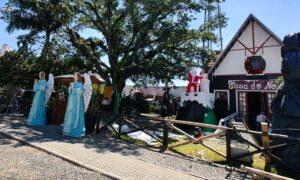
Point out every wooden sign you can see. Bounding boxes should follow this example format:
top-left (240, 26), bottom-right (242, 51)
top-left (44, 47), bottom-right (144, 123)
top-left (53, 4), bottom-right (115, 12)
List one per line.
top-left (228, 80), bottom-right (278, 90)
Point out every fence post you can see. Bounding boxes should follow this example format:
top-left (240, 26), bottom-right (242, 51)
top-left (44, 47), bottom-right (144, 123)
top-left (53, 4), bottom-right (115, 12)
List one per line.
top-left (226, 129), bottom-right (231, 163)
top-left (118, 114), bottom-right (123, 138)
top-left (160, 121), bottom-right (169, 152)
top-left (261, 122), bottom-right (271, 165)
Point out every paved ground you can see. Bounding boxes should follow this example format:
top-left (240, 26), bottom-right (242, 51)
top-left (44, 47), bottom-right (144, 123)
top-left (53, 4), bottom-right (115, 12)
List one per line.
top-left (0, 134), bottom-right (111, 180)
top-left (0, 119), bottom-right (251, 180)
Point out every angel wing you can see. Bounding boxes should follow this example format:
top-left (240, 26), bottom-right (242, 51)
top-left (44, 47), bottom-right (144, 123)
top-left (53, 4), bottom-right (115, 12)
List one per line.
top-left (83, 73), bottom-right (93, 112)
top-left (45, 73), bottom-right (54, 105)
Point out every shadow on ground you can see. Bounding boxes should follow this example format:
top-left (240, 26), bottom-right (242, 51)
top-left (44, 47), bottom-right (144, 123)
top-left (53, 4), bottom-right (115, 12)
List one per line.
top-left (0, 117), bottom-right (251, 179)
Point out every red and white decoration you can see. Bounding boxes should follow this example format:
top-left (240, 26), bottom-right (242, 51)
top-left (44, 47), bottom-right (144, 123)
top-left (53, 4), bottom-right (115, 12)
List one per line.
top-left (244, 56), bottom-right (266, 74)
top-left (186, 69), bottom-right (203, 93)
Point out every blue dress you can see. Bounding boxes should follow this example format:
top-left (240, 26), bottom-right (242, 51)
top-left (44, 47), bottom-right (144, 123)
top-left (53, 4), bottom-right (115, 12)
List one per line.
top-left (27, 80), bottom-right (47, 126)
top-left (62, 82), bottom-right (85, 137)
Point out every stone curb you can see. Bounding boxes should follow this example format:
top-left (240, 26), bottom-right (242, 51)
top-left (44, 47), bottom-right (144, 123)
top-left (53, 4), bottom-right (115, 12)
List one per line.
top-left (0, 131), bottom-right (125, 180)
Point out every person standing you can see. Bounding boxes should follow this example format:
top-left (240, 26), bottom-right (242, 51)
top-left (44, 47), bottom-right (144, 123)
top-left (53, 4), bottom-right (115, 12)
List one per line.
top-left (62, 73), bottom-right (85, 137)
top-left (27, 71), bottom-right (47, 126)
top-left (256, 112), bottom-right (269, 131)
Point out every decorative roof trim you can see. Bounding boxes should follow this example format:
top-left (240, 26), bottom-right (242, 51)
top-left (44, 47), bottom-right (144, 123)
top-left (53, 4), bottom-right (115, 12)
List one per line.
top-left (208, 14), bottom-right (282, 77)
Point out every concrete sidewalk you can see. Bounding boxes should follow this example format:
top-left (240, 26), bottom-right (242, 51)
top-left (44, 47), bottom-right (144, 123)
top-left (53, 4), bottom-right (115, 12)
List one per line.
top-left (0, 119), bottom-right (250, 180)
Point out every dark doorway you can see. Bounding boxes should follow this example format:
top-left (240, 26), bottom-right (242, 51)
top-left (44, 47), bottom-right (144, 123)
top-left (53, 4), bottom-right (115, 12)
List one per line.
top-left (247, 92), bottom-right (262, 130)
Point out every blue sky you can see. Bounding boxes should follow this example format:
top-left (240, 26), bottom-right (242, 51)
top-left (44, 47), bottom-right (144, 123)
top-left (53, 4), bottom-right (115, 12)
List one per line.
top-left (1, 0), bottom-right (299, 49)
top-left (0, 0), bottom-right (299, 86)
top-left (220, 0), bottom-right (299, 46)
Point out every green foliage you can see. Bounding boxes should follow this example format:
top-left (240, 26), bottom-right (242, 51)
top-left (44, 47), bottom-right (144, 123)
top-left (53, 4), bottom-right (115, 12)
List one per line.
top-left (1, 0), bottom-right (70, 33)
top-left (149, 104), bottom-right (160, 114)
top-left (0, 40), bottom-right (91, 88)
top-left (66, 0), bottom-right (226, 89)
top-left (275, 76), bottom-right (283, 87)
top-left (1, 0), bottom-right (73, 58)
top-left (0, 51), bottom-right (38, 88)
top-left (1, 0), bottom-right (227, 93)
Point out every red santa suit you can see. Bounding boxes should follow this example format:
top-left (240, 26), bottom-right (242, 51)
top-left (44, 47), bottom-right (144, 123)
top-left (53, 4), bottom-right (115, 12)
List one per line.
top-left (186, 71), bottom-right (203, 93)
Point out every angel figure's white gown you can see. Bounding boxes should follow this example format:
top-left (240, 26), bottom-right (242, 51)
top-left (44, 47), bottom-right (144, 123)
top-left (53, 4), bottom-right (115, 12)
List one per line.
top-left (27, 80), bottom-right (47, 125)
top-left (62, 81), bottom-right (85, 137)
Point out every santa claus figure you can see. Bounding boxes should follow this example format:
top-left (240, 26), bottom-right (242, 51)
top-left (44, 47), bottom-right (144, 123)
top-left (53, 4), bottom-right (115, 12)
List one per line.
top-left (186, 69), bottom-right (203, 96)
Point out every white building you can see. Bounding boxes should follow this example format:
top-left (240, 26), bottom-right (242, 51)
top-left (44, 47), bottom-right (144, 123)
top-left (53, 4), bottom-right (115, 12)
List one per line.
top-left (122, 85), bottom-right (186, 100)
top-left (208, 14), bottom-right (282, 129)
top-left (0, 44), bottom-right (13, 57)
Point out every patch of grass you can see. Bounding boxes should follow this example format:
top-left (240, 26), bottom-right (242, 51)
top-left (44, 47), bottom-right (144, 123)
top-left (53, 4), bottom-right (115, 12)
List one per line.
top-left (251, 153), bottom-right (265, 170)
top-left (169, 139), bottom-right (226, 162)
top-left (119, 134), bottom-right (148, 146)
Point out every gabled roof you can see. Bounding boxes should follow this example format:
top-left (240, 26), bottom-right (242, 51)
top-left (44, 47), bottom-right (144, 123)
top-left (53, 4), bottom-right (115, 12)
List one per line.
top-left (208, 14), bottom-right (282, 77)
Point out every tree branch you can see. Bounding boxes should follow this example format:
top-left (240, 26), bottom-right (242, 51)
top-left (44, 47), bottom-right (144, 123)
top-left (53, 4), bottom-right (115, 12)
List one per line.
top-left (66, 28), bottom-right (109, 80)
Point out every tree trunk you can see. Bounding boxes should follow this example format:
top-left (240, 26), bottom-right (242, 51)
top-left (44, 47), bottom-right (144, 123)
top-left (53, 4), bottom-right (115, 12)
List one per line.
top-left (39, 31), bottom-right (51, 71)
top-left (42, 31), bottom-right (51, 56)
top-left (111, 76), bottom-right (126, 114)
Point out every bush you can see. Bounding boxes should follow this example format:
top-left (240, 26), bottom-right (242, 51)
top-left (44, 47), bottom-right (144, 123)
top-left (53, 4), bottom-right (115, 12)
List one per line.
top-left (121, 92), bottom-right (150, 114)
top-left (149, 104), bottom-right (160, 114)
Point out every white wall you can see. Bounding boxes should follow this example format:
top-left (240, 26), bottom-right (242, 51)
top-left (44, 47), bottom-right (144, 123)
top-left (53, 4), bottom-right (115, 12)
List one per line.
top-left (122, 86), bottom-right (187, 98)
top-left (213, 21), bottom-right (282, 76)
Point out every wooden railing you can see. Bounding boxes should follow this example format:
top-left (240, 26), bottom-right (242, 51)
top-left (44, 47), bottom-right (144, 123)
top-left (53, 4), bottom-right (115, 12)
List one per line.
top-left (97, 111), bottom-right (300, 175)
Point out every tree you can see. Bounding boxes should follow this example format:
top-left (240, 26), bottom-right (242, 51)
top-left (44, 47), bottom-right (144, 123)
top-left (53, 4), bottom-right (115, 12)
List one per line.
top-left (1, 0), bottom-right (226, 113)
top-left (1, 0), bottom-right (72, 59)
top-left (66, 0), bottom-right (225, 91)
top-left (0, 51), bottom-right (38, 88)
top-left (0, 36), bottom-right (90, 88)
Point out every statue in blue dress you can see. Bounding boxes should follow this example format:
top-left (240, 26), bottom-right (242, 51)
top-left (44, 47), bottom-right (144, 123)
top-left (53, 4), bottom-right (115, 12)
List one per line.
top-left (27, 72), bottom-right (47, 126)
top-left (62, 73), bottom-right (85, 137)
